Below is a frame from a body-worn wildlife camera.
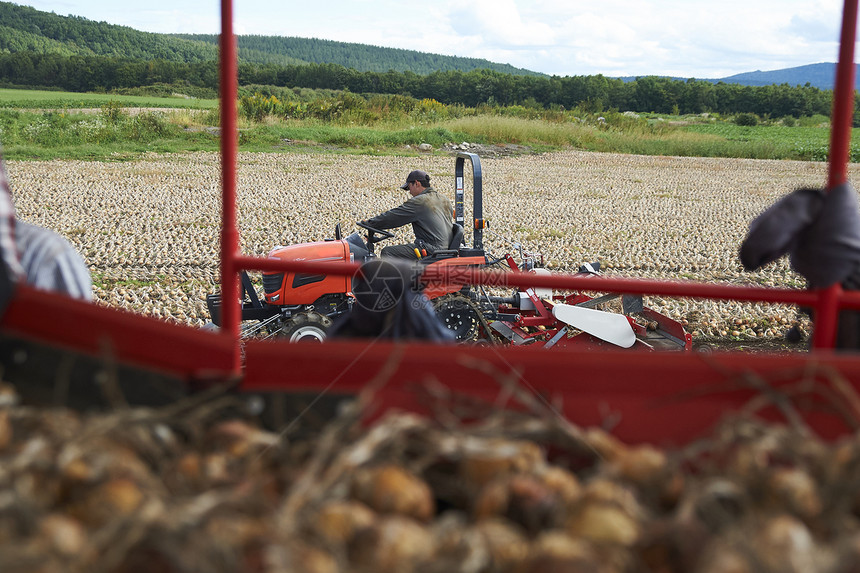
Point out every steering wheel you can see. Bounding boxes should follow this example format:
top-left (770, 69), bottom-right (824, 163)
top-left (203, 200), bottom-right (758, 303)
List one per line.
top-left (357, 221), bottom-right (395, 245)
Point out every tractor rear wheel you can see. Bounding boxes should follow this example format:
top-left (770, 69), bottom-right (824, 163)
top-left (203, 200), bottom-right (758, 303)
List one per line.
top-left (433, 294), bottom-right (484, 342)
top-left (278, 312), bottom-right (332, 343)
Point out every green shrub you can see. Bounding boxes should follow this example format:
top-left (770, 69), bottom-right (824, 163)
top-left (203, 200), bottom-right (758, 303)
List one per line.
top-left (798, 114), bottom-right (830, 128)
top-left (734, 113), bottom-right (758, 126)
top-left (101, 100), bottom-right (127, 124)
top-left (128, 113), bottom-right (175, 141)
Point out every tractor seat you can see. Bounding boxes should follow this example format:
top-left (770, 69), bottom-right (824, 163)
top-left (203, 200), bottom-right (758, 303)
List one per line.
top-left (448, 223), bottom-right (464, 250)
top-left (418, 223), bottom-right (465, 264)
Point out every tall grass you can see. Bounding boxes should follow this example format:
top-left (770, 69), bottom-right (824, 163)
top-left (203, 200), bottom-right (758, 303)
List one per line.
top-left (0, 107), bottom-right (220, 160)
top-left (441, 116), bottom-right (579, 146)
top-left (0, 88), bottom-right (217, 110)
top-left (238, 122), bottom-right (471, 153)
top-left (438, 115), bottom-right (831, 160)
top-left (1, 86), bottom-right (858, 162)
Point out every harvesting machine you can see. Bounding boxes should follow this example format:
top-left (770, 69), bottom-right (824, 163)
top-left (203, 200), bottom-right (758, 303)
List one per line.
top-left (1, 0), bottom-right (860, 446)
top-left (205, 152), bottom-right (692, 352)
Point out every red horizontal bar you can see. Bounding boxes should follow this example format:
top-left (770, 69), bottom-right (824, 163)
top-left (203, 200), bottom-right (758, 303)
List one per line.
top-left (234, 255), bottom-right (361, 275)
top-left (242, 337), bottom-right (860, 445)
top-left (235, 256), bottom-right (824, 306)
top-left (1, 285), bottom-right (236, 380)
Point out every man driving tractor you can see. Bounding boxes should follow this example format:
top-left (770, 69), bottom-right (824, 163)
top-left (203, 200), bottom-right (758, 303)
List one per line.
top-left (359, 169), bottom-right (453, 259)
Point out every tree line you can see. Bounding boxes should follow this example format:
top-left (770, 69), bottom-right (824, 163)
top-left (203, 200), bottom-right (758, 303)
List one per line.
top-left (173, 34), bottom-right (541, 77)
top-left (0, 50), bottom-right (836, 118)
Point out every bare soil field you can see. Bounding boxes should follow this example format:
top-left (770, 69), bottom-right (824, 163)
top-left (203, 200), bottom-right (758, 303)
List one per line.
top-left (6, 149), bottom-right (847, 343)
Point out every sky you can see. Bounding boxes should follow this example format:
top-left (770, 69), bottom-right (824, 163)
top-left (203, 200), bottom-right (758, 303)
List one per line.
top-left (20, 0), bottom-right (852, 79)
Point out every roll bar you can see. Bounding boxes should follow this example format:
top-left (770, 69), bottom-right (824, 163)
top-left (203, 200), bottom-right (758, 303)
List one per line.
top-left (454, 152), bottom-right (485, 250)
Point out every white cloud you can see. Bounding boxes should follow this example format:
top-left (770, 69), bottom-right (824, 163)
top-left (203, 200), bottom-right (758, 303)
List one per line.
top-left (18, 0), bottom-right (857, 78)
top-left (448, 0), bottom-right (557, 48)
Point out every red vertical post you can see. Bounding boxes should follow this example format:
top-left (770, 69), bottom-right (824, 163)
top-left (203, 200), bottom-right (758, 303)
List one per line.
top-left (813, 0), bottom-right (858, 350)
top-left (828, 0), bottom-right (858, 189)
top-left (219, 0), bottom-right (241, 372)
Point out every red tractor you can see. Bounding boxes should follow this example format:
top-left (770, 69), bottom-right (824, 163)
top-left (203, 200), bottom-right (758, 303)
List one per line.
top-left (206, 219), bottom-right (485, 341)
top-left (207, 153), bottom-right (691, 351)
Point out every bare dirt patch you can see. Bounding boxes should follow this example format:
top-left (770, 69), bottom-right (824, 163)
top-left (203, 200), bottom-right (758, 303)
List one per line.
top-left (441, 142), bottom-right (535, 157)
top-left (696, 336), bottom-right (808, 353)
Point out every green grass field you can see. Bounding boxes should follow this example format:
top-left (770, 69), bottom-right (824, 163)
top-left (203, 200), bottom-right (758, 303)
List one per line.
top-left (0, 87), bottom-right (856, 163)
top-left (680, 123), bottom-right (845, 162)
top-left (0, 88), bottom-right (218, 110)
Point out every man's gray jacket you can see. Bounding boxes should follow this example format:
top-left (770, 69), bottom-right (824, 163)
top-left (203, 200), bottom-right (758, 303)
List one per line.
top-left (362, 187), bottom-right (453, 250)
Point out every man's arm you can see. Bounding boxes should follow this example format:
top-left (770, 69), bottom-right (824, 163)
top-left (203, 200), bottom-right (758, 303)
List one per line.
top-left (362, 197), bottom-right (423, 230)
top-left (16, 221), bottom-right (92, 301)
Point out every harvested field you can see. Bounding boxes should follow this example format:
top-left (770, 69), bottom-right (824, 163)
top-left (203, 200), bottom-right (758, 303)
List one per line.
top-left (6, 150), bottom-right (848, 341)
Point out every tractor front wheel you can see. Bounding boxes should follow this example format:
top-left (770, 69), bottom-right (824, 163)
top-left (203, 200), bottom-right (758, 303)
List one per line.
top-left (278, 312), bottom-right (332, 343)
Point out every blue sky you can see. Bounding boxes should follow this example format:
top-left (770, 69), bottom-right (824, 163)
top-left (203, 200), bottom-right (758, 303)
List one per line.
top-left (20, 0), bottom-right (849, 78)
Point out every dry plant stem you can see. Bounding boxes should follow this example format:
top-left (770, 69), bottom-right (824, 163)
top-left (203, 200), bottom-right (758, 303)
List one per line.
top-left (456, 355), bottom-right (584, 434)
top-left (653, 356), bottom-right (860, 434)
top-left (64, 382), bottom-right (242, 448)
top-left (790, 376), bottom-right (860, 431)
top-left (827, 365), bottom-right (860, 421)
top-left (730, 364), bottom-right (860, 433)
top-left (418, 378), bottom-right (468, 430)
top-left (78, 500), bottom-right (163, 573)
top-left (278, 345), bottom-right (406, 527)
top-left (419, 376), bottom-right (515, 432)
top-left (97, 337), bottom-right (127, 409)
top-left (736, 370), bottom-right (811, 437)
top-left (455, 355), bottom-right (600, 459)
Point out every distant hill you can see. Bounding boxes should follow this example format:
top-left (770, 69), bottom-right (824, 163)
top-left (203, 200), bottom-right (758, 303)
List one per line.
top-left (0, 1), bottom-right (542, 77)
top-left (0, 1), bottom-right (216, 62)
top-left (172, 34), bottom-right (545, 77)
top-left (617, 63), bottom-right (852, 91)
top-left (717, 63), bottom-right (853, 90)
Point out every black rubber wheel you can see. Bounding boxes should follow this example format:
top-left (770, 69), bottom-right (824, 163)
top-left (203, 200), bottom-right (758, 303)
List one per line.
top-left (433, 294), bottom-right (482, 342)
top-left (278, 312), bottom-right (332, 343)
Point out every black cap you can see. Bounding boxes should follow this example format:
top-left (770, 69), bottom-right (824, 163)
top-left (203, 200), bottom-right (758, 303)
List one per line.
top-left (400, 169), bottom-right (429, 190)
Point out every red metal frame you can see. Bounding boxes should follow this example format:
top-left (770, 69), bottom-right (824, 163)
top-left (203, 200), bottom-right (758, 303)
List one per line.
top-left (219, 0), bottom-right (241, 373)
top-left (241, 338), bottom-right (860, 445)
top-left (1, 0), bottom-right (859, 445)
top-left (1, 286), bottom-right (236, 379)
top-left (220, 0), bottom-right (860, 353)
top-left (813, 0), bottom-right (858, 349)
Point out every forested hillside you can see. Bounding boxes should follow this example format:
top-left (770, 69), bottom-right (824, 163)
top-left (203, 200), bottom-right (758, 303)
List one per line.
top-left (0, 2), bottom-right (216, 62)
top-left (0, 1), bottom-right (538, 76)
top-left (173, 34), bottom-right (544, 76)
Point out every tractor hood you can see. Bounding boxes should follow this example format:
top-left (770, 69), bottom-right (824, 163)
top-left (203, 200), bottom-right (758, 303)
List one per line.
top-left (267, 239), bottom-right (350, 263)
top-left (263, 240), bottom-right (352, 305)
